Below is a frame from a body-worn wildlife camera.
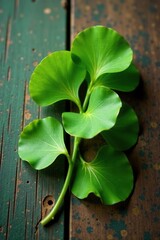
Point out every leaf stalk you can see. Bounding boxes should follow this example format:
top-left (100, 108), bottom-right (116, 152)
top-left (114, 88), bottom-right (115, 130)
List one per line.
top-left (41, 78), bottom-right (93, 226)
top-left (40, 137), bottom-right (81, 226)
top-left (82, 80), bottom-right (94, 111)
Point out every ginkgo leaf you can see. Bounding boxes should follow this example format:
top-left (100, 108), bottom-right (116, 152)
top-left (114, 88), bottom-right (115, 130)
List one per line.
top-left (71, 26), bottom-right (133, 81)
top-left (29, 50), bottom-right (86, 107)
top-left (95, 63), bottom-right (140, 92)
top-left (63, 87), bottom-right (122, 139)
top-left (71, 145), bottom-right (133, 204)
top-left (18, 117), bottom-right (68, 170)
top-left (102, 102), bottom-right (139, 151)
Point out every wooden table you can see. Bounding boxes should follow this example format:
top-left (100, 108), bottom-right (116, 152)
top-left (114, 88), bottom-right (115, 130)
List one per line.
top-left (0, 0), bottom-right (160, 239)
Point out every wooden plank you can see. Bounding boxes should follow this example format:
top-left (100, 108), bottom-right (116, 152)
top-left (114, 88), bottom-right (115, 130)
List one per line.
top-left (0, 1), bottom-right (67, 239)
top-left (70, 0), bottom-right (160, 239)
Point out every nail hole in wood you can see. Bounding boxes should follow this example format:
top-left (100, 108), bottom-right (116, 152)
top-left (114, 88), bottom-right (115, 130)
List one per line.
top-left (47, 199), bottom-right (53, 206)
top-left (42, 195), bottom-right (55, 219)
top-left (42, 195), bottom-right (54, 207)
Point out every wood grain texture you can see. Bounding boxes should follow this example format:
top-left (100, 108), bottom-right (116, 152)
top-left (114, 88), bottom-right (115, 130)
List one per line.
top-left (0, 1), bottom-right (66, 239)
top-left (70, 0), bottom-right (160, 239)
top-left (1, 0), bottom-right (160, 239)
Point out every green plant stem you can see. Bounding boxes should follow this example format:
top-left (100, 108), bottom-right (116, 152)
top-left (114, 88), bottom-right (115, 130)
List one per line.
top-left (75, 98), bottom-right (83, 113)
top-left (82, 81), bottom-right (94, 111)
top-left (41, 79), bottom-right (92, 226)
top-left (40, 137), bottom-right (81, 226)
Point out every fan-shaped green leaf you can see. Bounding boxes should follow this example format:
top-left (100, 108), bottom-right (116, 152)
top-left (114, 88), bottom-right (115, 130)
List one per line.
top-left (71, 145), bottom-right (133, 204)
top-left (102, 102), bottom-right (139, 151)
top-left (29, 51), bottom-right (86, 107)
top-left (71, 26), bottom-right (133, 82)
top-left (63, 87), bottom-right (122, 139)
top-left (18, 117), bottom-right (68, 170)
top-left (95, 63), bottom-right (140, 92)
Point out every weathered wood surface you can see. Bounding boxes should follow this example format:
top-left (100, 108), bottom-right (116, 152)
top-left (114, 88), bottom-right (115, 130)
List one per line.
top-left (0, 1), bottom-right (67, 239)
top-left (70, 0), bottom-right (160, 239)
top-left (1, 0), bottom-right (160, 239)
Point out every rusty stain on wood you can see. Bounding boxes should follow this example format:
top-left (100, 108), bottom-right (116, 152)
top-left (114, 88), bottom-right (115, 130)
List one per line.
top-left (61, 0), bottom-right (68, 9)
top-left (70, 0), bottom-right (160, 239)
top-left (14, 0), bottom-right (19, 18)
top-left (42, 195), bottom-right (55, 219)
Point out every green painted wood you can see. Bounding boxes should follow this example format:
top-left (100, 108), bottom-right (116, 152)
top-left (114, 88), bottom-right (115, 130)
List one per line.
top-left (0, 1), bottom-right (67, 239)
top-left (70, 0), bottom-right (160, 239)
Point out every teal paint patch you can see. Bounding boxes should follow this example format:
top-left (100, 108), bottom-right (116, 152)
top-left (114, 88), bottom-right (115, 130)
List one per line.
top-left (142, 163), bottom-right (149, 170)
top-left (92, 3), bottom-right (105, 22)
top-left (155, 61), bottom-right (160, 67)
top-left (154, 216), bottom-right (160, 223)
top-left (139, 149), bottom-right (145, 157)
top-left (139, 32), bottom-right (150, 52)
top-left (75, 8), bottom-right (81, 18)
top-left (97, 3), bottom-right (105, 13)
top-left (139, 194), bottom-right (145, 200)
top-left (76, 227), bottom-right (82, 234)
top-left (105, 219), bottom-right (127, 239)
top-left (73, 212), bottom-right (81, 220)
top-left (129, 32), bottom-right (150, 66)
top-left (135, 50), bottom-right (151, 67)
top-left (155, 188), bottom-right (160, 197)
top-left (149, 4), bottom-right (158, 13)
top-left (139, 31), bottom-right (149, 40)
top-left (72, 197), bottom-right (81, 205)
top-left (86, 226), bottom-right (93, 233)
top-left (141, 55), bottom-right (151, 67)
top-left (128, 34), bottom-right (138, 47)
top-left (150, 204), bottom-right (160, 212)
top-left (144, 231), bottom-right (152, 240)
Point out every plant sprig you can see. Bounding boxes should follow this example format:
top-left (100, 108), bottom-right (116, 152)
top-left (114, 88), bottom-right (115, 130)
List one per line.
top-left (18, 26), bottom-right (139, 226)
